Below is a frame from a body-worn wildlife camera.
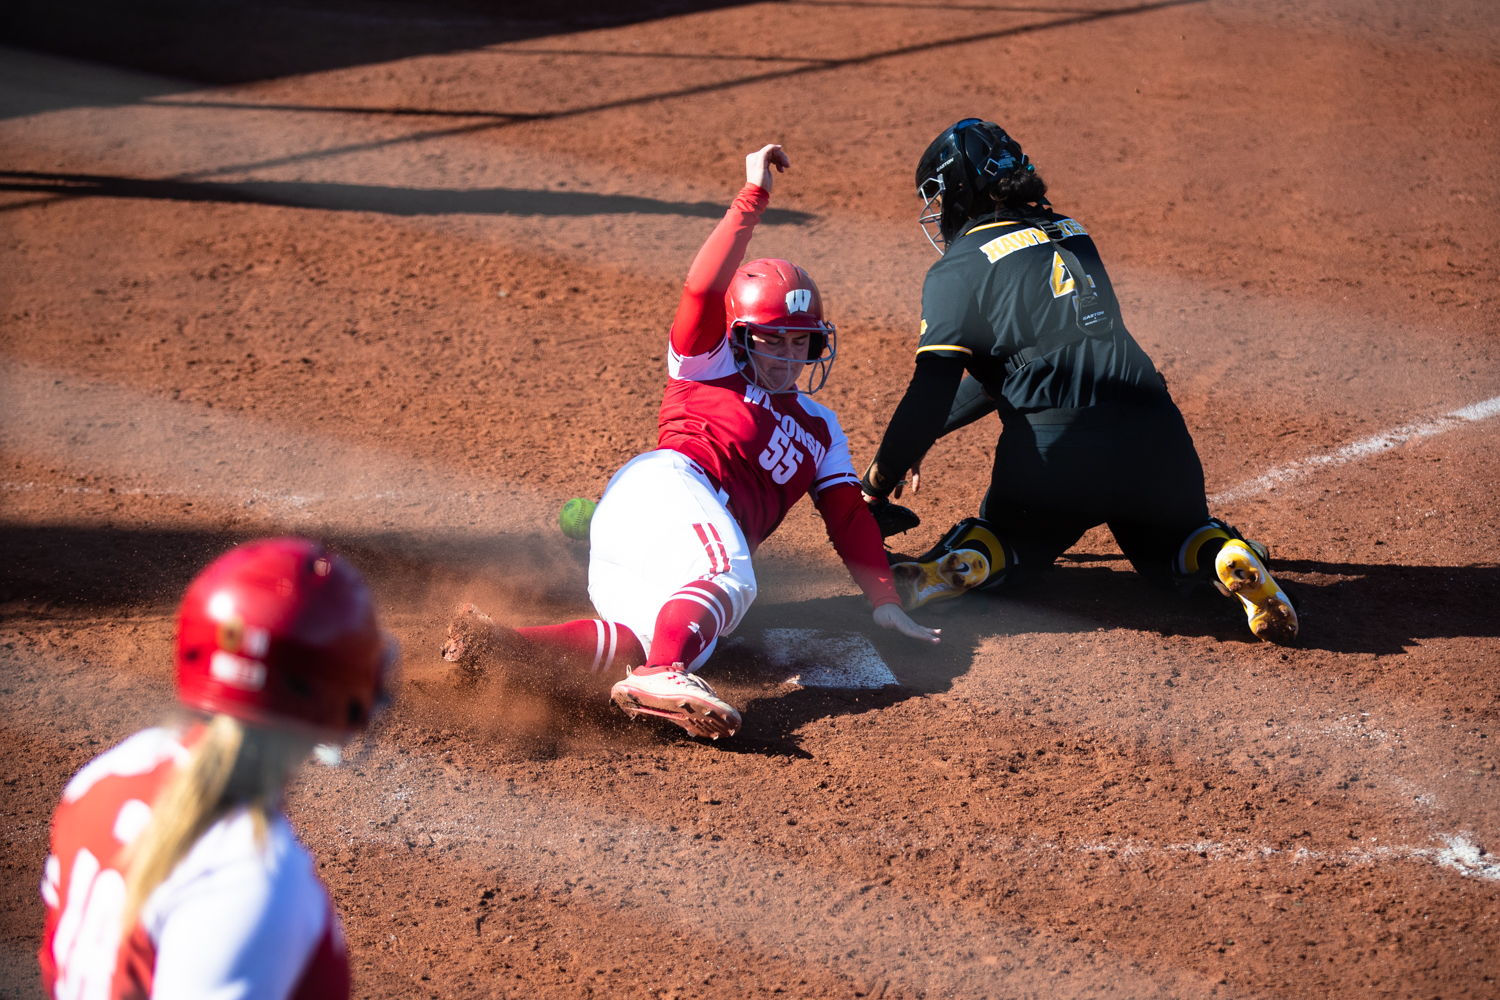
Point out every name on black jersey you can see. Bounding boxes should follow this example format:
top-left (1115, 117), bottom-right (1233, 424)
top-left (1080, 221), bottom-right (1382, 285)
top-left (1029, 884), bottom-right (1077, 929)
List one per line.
top-left (977, 218), bottom-right (1088, 265)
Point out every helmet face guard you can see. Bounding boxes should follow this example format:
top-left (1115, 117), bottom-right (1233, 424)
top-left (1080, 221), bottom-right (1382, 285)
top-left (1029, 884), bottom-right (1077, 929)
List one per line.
top-left (731, 319), bottom-right (838, 394)
top-left (917, 172), bottom-right (951, 256)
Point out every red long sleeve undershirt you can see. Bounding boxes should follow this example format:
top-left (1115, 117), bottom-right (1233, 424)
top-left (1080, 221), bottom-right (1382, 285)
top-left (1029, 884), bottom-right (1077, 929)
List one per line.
top-left (669, 183), bottom-right (768, 357)
top-left (815, 484), bottom-right (902, 609)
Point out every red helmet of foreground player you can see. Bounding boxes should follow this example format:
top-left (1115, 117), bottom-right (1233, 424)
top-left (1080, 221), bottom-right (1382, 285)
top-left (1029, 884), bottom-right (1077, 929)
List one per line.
top-left (175, 537), bottom-right (395, 736)
top-left (725, 257), bottom-right (838, 393)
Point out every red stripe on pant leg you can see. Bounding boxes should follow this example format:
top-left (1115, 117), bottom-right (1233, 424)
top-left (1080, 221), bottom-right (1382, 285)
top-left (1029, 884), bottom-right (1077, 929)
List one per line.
top-left (705, 523), bottom-right (731, 575)
top-left (692, 523), bottom-right (722, 575)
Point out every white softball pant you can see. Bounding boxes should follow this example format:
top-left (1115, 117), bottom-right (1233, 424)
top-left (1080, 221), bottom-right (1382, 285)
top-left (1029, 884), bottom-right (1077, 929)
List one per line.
top-left (588, 449), bottom-right (756, 672)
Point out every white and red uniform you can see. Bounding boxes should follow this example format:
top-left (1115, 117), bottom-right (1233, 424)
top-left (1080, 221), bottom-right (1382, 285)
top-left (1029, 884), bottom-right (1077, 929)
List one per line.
top-left (39, 727), bottom-right (348, 1000)
top-left (586, 183), bottom-right (899, 670)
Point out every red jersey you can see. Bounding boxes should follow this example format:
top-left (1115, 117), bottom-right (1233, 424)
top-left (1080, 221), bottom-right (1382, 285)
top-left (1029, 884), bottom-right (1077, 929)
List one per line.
top-left (655, 184), bottom-right (898, 608)
top-left (659, 338), bottom-right (859, 550)
top-left (39, 727), bottom-right (349, 1000)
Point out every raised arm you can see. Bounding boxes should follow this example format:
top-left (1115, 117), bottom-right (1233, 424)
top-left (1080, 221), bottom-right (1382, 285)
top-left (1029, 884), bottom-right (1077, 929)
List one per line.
top-left (669, 144), bottom-right (790, 358)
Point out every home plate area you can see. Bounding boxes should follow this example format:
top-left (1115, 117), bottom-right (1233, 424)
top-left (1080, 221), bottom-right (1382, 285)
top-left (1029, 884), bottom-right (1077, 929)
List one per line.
top-left (752, 629), bottom-right (899, 690)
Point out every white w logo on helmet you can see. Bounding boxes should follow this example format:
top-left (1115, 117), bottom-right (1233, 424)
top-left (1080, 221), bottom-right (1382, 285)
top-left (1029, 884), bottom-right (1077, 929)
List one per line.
top-left (784, 288), bottom-right (813, 314)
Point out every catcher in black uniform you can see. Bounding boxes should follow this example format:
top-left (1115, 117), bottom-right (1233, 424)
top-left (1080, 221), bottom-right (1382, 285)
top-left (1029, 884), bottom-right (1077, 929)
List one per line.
top-left (862, 118), bottom-right (1298, 643)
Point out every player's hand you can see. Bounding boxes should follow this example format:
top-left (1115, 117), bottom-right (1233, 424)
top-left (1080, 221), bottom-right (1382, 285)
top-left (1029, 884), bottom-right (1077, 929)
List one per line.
top-left (893, 454), bottom-right (925, 499)
top-left (747, 144), bottom-right (790, 193)
top-left (873, 602), bottom-right (940, 644)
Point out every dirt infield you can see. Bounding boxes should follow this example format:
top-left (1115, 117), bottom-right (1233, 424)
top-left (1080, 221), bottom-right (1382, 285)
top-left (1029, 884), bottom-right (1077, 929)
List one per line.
top-left (2, 1), bottom-right (1497, 997)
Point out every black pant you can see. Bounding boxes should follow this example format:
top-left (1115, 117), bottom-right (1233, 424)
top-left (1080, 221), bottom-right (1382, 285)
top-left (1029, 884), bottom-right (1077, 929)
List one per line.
top-left (979, 402), bottom-right (1209, 588)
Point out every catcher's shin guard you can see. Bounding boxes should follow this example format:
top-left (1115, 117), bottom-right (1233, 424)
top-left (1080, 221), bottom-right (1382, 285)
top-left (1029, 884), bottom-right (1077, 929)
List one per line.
top-left (1174, 518), bottom-right (1269, 594)
top-left (1216, 540), bottom-right (1299, 643)
top-left (891, 518), bottom-right (1014, 610)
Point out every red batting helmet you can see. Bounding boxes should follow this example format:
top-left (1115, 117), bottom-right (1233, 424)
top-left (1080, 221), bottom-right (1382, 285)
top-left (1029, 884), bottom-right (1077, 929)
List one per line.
top-left (724, 258), bottom-right (837, 392)
top-left (175, 537), bottom-right (394, 736)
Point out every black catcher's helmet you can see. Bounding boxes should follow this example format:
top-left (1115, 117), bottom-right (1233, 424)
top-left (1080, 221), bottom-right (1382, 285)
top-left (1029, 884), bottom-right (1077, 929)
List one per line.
top-left (916, 118), bottom-right (1030, 253)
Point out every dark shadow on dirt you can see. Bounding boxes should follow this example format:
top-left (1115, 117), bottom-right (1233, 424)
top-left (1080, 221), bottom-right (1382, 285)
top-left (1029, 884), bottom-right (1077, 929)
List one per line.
top-left (960, 555), bottom-right (1500, 657)
top-left (0, 171), bottom-right (816, 223)
top-left (4, 0), bottom-right (763, 88)
top-left (723, 685), bottom-right (914, 759)
top-left (1251, 557), bottom-right (1500, 655)
top-left (0, 45), bottom-right (190, 121)
top-left (0, 522), bottom-right (592, 619)
top-left (0, 522), bottom-right (248, 612)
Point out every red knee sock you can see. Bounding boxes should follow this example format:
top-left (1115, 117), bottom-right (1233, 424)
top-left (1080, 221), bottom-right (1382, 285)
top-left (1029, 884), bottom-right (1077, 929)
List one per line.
top-left (642, 580), bottom-right (733, 673)
top-left (515, 619), bottom-right (644, 676)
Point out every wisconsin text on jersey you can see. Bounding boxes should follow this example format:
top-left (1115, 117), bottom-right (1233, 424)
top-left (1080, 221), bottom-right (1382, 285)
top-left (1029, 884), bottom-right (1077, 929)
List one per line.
top-left (743, 382), bottom-right (828, 484)
top-left (976, 218), bottom-right (1089, 264)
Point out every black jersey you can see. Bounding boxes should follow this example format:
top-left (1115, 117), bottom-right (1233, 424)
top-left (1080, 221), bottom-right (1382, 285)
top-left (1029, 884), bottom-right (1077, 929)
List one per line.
top-left (916, 209), bottom-right (1169, 416)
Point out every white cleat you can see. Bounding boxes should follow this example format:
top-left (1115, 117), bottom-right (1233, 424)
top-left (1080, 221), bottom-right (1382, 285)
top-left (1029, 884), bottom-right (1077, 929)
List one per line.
top-left (610, 667), bottom-right (741, 740)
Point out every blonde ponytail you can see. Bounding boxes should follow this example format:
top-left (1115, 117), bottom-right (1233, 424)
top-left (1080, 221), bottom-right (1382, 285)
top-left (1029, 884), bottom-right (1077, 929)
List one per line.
top-left (122, 715), bottom-right (313, 928)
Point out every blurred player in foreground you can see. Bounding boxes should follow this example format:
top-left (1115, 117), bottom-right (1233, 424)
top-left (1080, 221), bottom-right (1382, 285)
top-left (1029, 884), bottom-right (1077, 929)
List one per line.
top-left (443, 143), bottom-right (939, 739)
top-left (40, 538), bottom-right (396, 998)
top-left (862, 118), bottom-right (1298, 643)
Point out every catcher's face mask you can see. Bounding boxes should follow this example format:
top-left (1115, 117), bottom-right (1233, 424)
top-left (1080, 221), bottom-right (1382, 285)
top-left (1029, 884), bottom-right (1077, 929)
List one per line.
top-left (917, 171), bottom-right (949, 255)
top-left (915, 117), bottom-right (983, 254)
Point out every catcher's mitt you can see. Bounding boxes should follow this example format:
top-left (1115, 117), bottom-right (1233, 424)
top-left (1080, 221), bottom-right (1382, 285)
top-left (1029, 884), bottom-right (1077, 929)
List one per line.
top-left (869, 498), bottom-right (921, 538)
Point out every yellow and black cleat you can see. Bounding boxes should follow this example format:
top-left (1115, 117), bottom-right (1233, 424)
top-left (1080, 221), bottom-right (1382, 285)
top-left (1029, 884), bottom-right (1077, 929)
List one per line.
top-left (891, 519), bottom-right (1009, 610)
top-left (1178, 519), bottom-right (1268, 581)
top-left (1215, 540), bottom-right (1298, 643)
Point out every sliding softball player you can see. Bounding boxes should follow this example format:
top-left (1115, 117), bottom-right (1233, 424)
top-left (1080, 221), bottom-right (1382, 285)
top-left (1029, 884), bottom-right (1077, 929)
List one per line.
top-left (443, 144), bottom-right (939, 739)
